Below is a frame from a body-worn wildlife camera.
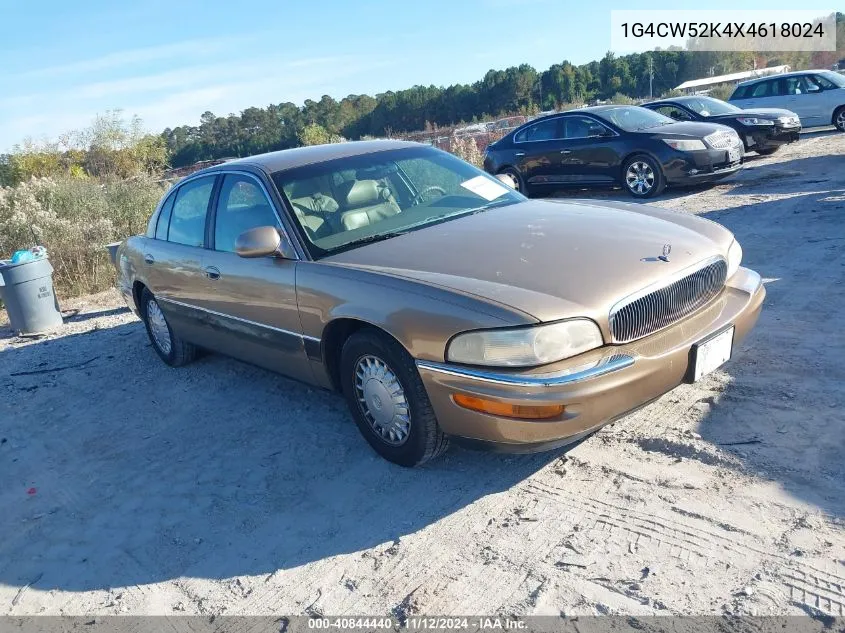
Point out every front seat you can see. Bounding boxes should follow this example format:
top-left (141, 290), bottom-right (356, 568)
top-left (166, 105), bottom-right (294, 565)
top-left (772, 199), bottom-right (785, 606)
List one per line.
top-left (287, 180), bottom-right (340, 239)
top-left (339, 180), bottom-right (401, 231)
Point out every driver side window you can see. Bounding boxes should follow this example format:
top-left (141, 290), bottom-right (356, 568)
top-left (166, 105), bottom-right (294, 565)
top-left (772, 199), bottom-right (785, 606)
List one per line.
top-left (214, 175), bottom-right (280, 253)
top-left (655, 106), bottom-right (691, 121)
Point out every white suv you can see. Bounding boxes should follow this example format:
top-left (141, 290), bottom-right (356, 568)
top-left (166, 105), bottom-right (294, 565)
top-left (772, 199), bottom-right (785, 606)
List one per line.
top-left (729, 70), bottom-right (845, 131)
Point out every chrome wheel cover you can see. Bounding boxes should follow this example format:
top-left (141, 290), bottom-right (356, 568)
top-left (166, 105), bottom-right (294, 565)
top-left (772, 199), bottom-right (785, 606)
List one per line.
top-left (625, 161), bottom-right (655, 194)
top-left (354, 355), bottom-right (411, 446)
top-left (146, 299), bottom-right (172, 355)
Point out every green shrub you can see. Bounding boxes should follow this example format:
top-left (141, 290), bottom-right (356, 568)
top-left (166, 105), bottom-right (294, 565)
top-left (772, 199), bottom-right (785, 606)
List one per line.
top-left (0, 175), bottom-right (167, 297)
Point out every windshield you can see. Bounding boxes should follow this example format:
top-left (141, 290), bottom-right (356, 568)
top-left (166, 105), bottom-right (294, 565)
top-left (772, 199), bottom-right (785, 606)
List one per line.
top-left (820, 70), bottom-right (845, 88)
top-left (598, 106), bottom-right (674, 132)
top-left (271, 146), bottom-right (525, 258)
top-left (683, 96), bottom-right (741, 116)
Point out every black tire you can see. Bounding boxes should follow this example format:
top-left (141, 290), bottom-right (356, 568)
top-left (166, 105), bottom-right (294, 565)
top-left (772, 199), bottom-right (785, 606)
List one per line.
top-left (833, 106), bottom-right (845, 132)
top-left (622, 154), bottom-right (666, 198)
top-left (498, 167), bottom-right (528, 196)
top-left (340, 328), bottom-right (449, 467)
top-left (756, 146), bottom-right (780, 156)
top-left (140, 288), bottom-right (197, 367)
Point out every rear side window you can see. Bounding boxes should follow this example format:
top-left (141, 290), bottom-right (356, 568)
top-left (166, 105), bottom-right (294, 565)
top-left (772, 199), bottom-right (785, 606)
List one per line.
top-left (154, 192), bottom-right (176, 240)
top-left (214, 175), bottom-right (280, 253)
top-left (750, 80), bottom-right (776, 98)
top-left (514, 118), bottom-right (562, 143)
top-left (168, 176), bottom-right (215, 247)
top-left (730, 85), bottom-right (748, 100)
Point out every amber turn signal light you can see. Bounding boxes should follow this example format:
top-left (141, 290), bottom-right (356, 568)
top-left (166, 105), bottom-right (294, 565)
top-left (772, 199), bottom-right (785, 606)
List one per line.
top-left (452, 394), bottom-right (564, 420)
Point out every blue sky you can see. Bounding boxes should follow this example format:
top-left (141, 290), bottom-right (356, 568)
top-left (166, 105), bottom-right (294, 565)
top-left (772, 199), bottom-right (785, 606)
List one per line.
top-left (0, 0), bottom-right (805, 150)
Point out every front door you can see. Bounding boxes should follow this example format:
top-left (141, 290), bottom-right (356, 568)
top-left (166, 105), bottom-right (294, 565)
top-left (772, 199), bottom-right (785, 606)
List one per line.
top-left (197, 173), bottom-right (314, 383)
top-left (556, 115), bottom-right (621, 185)
top-left (781, 75), bottom-right (826, 126)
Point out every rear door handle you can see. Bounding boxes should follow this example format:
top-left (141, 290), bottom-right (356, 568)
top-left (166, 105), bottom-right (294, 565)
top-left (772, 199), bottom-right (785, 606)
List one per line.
top-left (515, 151), bottom-right (526, 157)
top-left (204, 266), bottom-right (221, 281)
top-left (144, 254), bottom-right (155, 265)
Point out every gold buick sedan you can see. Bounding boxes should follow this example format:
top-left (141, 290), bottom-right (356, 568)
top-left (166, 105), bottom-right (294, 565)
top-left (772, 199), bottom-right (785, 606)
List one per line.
top-left (115, 140), bottom-right (764, 466)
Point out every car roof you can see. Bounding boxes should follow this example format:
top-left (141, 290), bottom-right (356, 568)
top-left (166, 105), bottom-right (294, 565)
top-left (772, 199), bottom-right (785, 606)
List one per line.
top-left (735, 69), bottom-right (832, 87)
top-left (517, 105), bottom-right (637, 126)
top-left (197, 139), bottom-right (425, 175)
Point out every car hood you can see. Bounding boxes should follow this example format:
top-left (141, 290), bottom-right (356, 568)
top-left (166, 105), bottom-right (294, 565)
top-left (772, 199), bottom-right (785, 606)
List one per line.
top-left (705, 108), bottom-right (797, 121)
top-left (643, 120), bottom-right (730, 138)
top-left (323, 200), bottom-right (729, 327)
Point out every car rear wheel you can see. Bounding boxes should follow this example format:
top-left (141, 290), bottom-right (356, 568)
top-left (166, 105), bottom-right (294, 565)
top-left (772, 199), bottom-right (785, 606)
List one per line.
top-left (756, 146), bottom-right (780, 156)
top-left (141, 288), bottom-right (197, 367)
top-left (340, 328), bottom-right (449, 467)
top-left (498, 167), bottom-right (527, 196)
top-left (834, 106), bottom-right (845, 132)
top-left (623, 155), bottom-right (665, 198)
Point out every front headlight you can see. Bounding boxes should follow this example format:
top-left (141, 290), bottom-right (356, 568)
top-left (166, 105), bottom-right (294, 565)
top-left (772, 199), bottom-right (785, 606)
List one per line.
top-left (446, 319), bottom-right (603, 367)
top-left (662, 139), bottom-right (707, 151)
top-left (736, 117), bottom-right (774, 126)
top-left (727, 239), bottom-right (743, 279)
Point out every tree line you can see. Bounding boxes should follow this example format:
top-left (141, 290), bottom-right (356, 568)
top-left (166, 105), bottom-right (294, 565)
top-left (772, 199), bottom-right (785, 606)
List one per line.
top-left (2, 12), bottom-right (842, 184)
top-left (161, 19), bottom-right (843, 168)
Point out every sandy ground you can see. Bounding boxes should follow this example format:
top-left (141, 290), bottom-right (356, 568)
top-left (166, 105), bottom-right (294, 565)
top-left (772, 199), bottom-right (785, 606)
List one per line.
top-left (1, 131), bottom-right (844, 618)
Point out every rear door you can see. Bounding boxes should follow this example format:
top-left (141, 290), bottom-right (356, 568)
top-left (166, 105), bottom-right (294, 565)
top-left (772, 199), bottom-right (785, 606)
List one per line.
top-left (198, 172), bottom-right (313, 383)
top-left (512, 117), bottom-right (566, 186)
top-left (731, 78), bottom-right (783, 112)
top-left (555, 115), bottom-right (622, 185)
top-left (143, 174), bottom-right (217, 344)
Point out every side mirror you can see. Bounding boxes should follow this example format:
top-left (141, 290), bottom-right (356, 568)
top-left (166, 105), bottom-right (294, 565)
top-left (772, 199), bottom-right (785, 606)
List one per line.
top-left (235, 226), bottom-right (294, 259)
top-left (495, 173), bottom-right (518, 189)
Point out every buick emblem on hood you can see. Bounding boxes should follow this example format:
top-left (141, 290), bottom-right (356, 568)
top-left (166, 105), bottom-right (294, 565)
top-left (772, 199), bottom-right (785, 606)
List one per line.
top-left (658, 244), bottom-right (671, 262)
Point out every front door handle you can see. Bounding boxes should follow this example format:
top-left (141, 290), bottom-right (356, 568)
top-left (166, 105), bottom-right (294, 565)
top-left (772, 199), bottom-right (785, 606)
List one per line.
top-left (560, 150), bottom-right (572, 154)
top-left (144, 254), bottom-right (155, 265)
top-left (204, 266), bottom-right (221, 281)
top-left (515, 151), bottom-right (526, 157)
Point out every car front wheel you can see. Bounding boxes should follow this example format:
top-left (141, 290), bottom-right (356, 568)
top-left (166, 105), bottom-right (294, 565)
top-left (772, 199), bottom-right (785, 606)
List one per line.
top-left (141, 288), bottom-right (197, 367)
top-left (622, 155), bottom-right (665, 198)
top-left (340, 328), bottom-right (449, 467)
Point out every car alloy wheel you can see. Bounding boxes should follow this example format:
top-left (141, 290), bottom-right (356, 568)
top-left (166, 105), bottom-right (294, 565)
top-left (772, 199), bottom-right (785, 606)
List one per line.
top-left (354, 354), bottom-right (411, 446)
top-left (625, 161), bottom-right (655, 195)
top-left (146, 298), bottom-right (172, 355)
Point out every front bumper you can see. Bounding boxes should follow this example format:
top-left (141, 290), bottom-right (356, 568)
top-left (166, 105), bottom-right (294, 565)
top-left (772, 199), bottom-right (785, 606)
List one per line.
top-left (663, 146), bottom-right (744, 184)
top-left (417, 267), bottom-right (765, 452)
top-left (744, 125), bottom-right (801, 150)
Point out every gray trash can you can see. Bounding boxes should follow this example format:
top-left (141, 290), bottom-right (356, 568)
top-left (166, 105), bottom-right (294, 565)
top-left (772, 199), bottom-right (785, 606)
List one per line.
top-left (0, 258), bottom-right (64, 335)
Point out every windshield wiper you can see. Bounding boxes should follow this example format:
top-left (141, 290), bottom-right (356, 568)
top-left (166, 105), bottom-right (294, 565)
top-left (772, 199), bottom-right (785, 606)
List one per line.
top-left (341, 231), bottom-right (410, 249)
top-left (464, 199), bottom-right (514, 215)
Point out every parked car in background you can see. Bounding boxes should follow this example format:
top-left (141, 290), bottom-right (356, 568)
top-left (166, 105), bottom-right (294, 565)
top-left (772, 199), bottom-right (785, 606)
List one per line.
top-left (643, 95), bottom-right (801, 155)
top-left (114, 140), bottom-right (763, 466)
top-left (729, 70), bottom-right (845, 131)
top-left (483, 105), bottom-right (744, 198)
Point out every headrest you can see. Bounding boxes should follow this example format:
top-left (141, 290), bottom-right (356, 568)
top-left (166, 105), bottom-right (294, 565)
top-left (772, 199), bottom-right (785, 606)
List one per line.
top-left (342, 180), bottom-right (383, 208)
top-left (290, 194), bottom-right (339, 215)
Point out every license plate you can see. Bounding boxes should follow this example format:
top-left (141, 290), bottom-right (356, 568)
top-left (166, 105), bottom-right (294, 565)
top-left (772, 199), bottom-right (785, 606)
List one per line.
top-left (691, 326), bottom-right (734, 382)
top-left (727, 146), bottom-right (741, 163)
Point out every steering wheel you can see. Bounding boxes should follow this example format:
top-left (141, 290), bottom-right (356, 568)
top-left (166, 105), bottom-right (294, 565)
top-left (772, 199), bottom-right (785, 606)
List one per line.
top-left (411, 185), bottom-right (447, 206)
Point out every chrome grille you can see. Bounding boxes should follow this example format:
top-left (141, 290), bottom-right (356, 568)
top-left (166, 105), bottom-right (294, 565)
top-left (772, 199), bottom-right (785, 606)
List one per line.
top-left (609, 258), bottom-right (728, 343)
top-left (704, 130), bottom-right (739, 149)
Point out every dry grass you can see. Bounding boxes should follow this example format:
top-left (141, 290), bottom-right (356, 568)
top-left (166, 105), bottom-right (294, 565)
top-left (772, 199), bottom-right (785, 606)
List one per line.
top-left (0, 175), bottom-right (167, 297)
